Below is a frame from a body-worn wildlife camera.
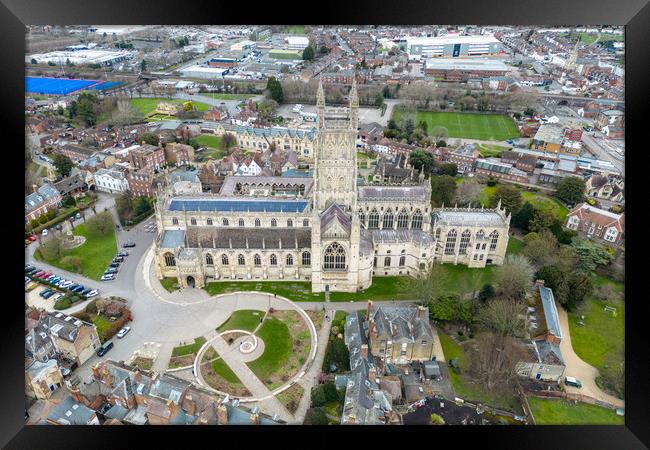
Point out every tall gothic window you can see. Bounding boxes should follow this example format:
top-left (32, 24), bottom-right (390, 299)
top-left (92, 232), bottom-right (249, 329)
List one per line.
top-left (359, 209), bottom-right (366, 227)
top-left (286, 254), bottom-right (294, 266)
top-left (221, 254), bottom-right (229, 265)
top-left (271, 218), bottom-right (277, 227)
top-left (270, 254), bottom-right (277, 265)
top-left (237, 254), bottom-right (245, 265)
top-left (190, 218), bottom-right (197, 226)
top-left (384, 257), bottom-right (391, 267)
top-left (489, 231), bottom-right (499, 251)
top-left (411, 210), bottom-right (423, 229)
top-left (445, 229), bottom-right (457, 255)
top-left (383, 209), bottom-right (394, 229)
top-left (435, 228), bottom-right (441, 240)
top-left (238, 218), bottom-right (244, 227)
top-left (399, 255), bottom-right (406, 267)
top-left (302, 251), bottom-right (311, 266)
top-left (223, 218), bottom-right (229, 226)
top-left (303, 219), bottom-right (309, 227)
top-left (459, 230), bottom-right (471, 255)
top-left (397, 209), bottom-right (409, 229)
top-left (368, 209), bottom-right (379, 229)
top-left (172, 217), bottom-right (179, 225)
top-left (254, 254), bottom-right (261, 266)
top-left (164, 253), bottom-right (176, 267)
top-left (206, 254), bottom-right (213, 265)
top-left (476, 229), bottom-right (485, 240)
top-left (207, 218), bottom-right (213, 226)
top-left (324, 242), bottom-right (346, 270)
top-left (287, 219), bottom-right (293, 227)
top-left (255, 218), bottom-right (261, 227)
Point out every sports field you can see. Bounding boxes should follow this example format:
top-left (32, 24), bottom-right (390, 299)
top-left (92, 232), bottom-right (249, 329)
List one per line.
top-left (26, 77), bottom-right (122, 95)
top-left (130, 97), bottom-right (212, 117)
top-left (393, 110), bottom-right (520, 141)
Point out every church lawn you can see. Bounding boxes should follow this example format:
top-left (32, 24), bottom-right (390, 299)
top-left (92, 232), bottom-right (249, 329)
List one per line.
top-left (285, 25), bottom-right (306, 34)
top-left (527, 397), bottom-right (624, 425)
top-left (392, 110), bottom-right (520, 141)
top-left (520, 191), bottom-right (569, 222)
top-left (506, 236), bottom-right (525, 254)
top-left (217, 310), bottom-right (264, 333)
top-left (328, 277), bottom-right (413, 302)
top-left (171, 337), bottom-right (206, 357)
top-left (438, 331), bottom-right (522, 413)
top-left (34, 223), bottom-right (118, 281)
top-left (195, 134), bottom-right (222, 149)
top-left (204, 281), bottom-right (324, 302)
top-left (276, 383), bottom-right (305, 415)
top-left (476, 143), bottom-right (511, 157)
top-left (130, 97), bottom-right (212, 116)
top-left (246, 316), bottom-right (293, 386)
top-left (160, 277), bottom-right (180, 293)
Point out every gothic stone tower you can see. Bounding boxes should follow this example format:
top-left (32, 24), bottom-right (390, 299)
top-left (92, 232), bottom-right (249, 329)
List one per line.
top-left (311, 80), bottom-right (364, 293)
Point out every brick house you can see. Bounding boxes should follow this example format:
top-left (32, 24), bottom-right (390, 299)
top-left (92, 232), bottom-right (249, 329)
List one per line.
top-left (55, 143), bottom-right (98, 163)
top-left (25, 183), bottom-right (62, 224)
top-left (445, 144), bottom-right (480, 174)
top-left (500, 150), bottom-right (538, 173)
top-left (39, 311), bottom-right (102, 366)
top-left (165, 143), bottom-right (195, 166)
top-left (129, 144), bottom-right (165, 170)
top-left (203, 106), bottom-right (229, 122)
top-left (127, 167), bottom-right (158, 198)
top-left (565, 203), bottom-right (624, 244)
top-left (53, 173), bottom-right (87, 198)
top-left (474, 158), bottom-right (529, 183)
top-left (25, 358), bottom-right (64, 400)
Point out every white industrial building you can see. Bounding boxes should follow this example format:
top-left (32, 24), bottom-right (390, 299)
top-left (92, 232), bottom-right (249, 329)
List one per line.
top-left (285, 36), bottom-right (310, 50)
top-left (178, 65), bottom-right (230, 79)
top-left (405, 34), bottom-right (503, 60)
top-left (27, 49), bottom-right (134, 66)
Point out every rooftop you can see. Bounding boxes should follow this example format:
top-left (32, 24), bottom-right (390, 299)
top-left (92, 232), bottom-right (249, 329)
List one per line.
top-left (167, 198), bottom-right (308, 213)
top-left (424, 58), bottom-right (509, 72)
top-left (432, 207), bottom-right (507, 227)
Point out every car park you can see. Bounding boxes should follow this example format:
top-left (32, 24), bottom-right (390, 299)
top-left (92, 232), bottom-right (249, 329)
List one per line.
top-left (85, 290), bottom-right (99, 298)
top-left (116, 326), bottom-right (131, 338)
top-left (96, 341), bottom-right (114, 357)
top-left (101, 274), bottom-right (116, 281)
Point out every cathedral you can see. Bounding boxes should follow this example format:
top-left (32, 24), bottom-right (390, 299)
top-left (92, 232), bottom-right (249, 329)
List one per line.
top-left (153, 81), bottom-right (511, 293)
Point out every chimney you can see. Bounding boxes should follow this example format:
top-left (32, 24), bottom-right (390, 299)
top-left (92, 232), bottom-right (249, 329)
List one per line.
top-left (367, 301), bottom-right (374, 320)
top-left (134, 370), bottom-right (142, 383)
top-left (250, 412), bottom-right (259, 425)
top-left (68, 386), bottom-right (87, 406)
top-left (535, 279), bottom-right (545, 287)
top-left (32, 184), bottom-right (38, 193)
top-left (199, 416), bottom-right (208, 425)
top-left (185, 395), bottom-right (196, 416)
top-left (360, 344), bottom-right (369, 360)
top-left (391, 323), bottom-right (397, 337)
top-left (417, 305), bottom-right (426, 320)
top-left (368, 366), bottom-right (377, 383)
top-left (216, 404), bottom-right (229, 425)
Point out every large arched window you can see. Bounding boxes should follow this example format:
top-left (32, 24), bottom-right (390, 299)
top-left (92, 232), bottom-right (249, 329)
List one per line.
top-left (207, 218), bottom-right (213, 226)
top-left (190, 218), bottom-right (197, 225)
top-left (359, 209), bottom-right (366, 227)
top-left (164, 253), bottom-right (176, 267)
top-left (206, 254), bottom-right (213, 265)
top-left (271, 218), bottom-right (277, 227)
top-left (303, 219), bottom-right (309, 227)
top-left (221, 254), bottom-right (229, 265)
top-left (397, 209), bottom-right (409, 229)
top-left (383, 209), bottom-right (394, 229)
top-left (302, 251), bottom-right (311, 266)
top-left (286, 254), bottom-right (294, 266)
top-left (399, 255), bottom-right (406, 267)
top-left (238, 218), bottom-right (244, 227)
top-left (324, 242), bottom-right (346, 270)
top-left (489, 231), bottom-right (499, 251)
top-left (287, 219), bottom-right (293, 227)
top-left (411, 210), bottom-right (423, 229)
top-left (459, 230), bottom-right (471, 255)
top-left (237, 254), bottom-right (245, 265)
top-left (255, 218), bottom-right (261, 227)
top-left (223, 218), bottom-right (229, 226)
top-left (270, 254), bottom-right (277, 266)
top-left (368, 209), bottom-right (379, 229)
top-left (445, 229), bottom-right (457, 255)
top-left (476, 229), bottom-right (485, 240)
top-left (435, 228), bottom-right (441, 240)
top-left (254, 254), bottom-right (261, 266)
top-left (172, 217), bottom-right (179, 225)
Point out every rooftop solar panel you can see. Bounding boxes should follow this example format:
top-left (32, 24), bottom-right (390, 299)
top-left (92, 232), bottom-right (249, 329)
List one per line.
top-left (168, 199), bottom-right (308, 213)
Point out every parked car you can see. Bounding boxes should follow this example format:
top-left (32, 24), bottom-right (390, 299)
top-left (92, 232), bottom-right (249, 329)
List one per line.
top-left (25, 276), bottom-right (31, 284)
top-left (104, 267), bottom-right (118, 275)
top-left (101, 274), bottom-right (116, 281)
top-left (39, 272), bottom-right (53, 279)
top-left (122, 241), bottom-right (136, 248)
top-left (80, 288), bottom-right (92, 296)
top-left (49, 276), bottom-right (61, 283)
top-left (75, 212), bottom-right (82, 220)
top-left (42, 229), bottom-right (48, 236)
top-left (60, 280), bottom-right (74, 288)
top-left (85, 290), bottom-right (99, 298)
top-left (565, 376), bottom-right (582, 388)
top-left (42, 290), bottom-right (57, 299)
top-left (39, 289), bottom-right (53, 297)
top-left (109, 262), bottom-right (120, 269)
top-left (113, 256), bottom-right (124, 263)
top-left (52, 293), bottom-right (65, 301)
top-left (117, 251), bottom-right (129, 257)
top-left (25, 265), bottom-right (35, 273)
top-left (27, 235), bottom-right (37, 242)
top-left (34, 271), bottom-right (46, 278)
top-left (116, 326), bottom-right (131, 338)
top-left (60, 367), bottom-right (71, 378)
top-left (96, 341), bottom-right (114, 357)
top-left (72, 285), bottom-right (86, 293)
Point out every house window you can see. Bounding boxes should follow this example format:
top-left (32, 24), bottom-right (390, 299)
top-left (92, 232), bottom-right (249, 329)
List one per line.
top-left (303, 219), bottom-right (309, 227)
top-left (221, 254), bottom-right (229, 265)
top-left (270, 254), bottom-right (278, 265)
top-left (445, 230), bottom-right (457, 255)
top-left (206, 254), bottom-right (214, 265)
top-left (207, 218), bottom-right (213, 226)
top-left (238, 254), bottom-right (245, 265)
top-left (324, 242), bottom-right (346, 270)
top-left (190, 218), bottom-right (197, 226)
top-left (383, 209), bottom-right (394, 229)
top-left (435, 228), bottom-right (441, 240)
top-left (254, 254), bottom-right (261, 266)
top-left (368, 209), bottom-right (379, 229)
top-left (399, 256), bottom-right (405, 267)
top-left (359, 210), bottom-right (366, 226)
top-left (164, 253), bottom-right (176, 267)
top-left (286, 254), bottom-right (294, 266)
top-left (479, 254), bottom-right (484, 261)
top-left (482, 243), bottom-right (487, 250)
top-left (489, 231), bottom-right (499, 251)
top-left (397, 209), bottom-right (409, 229)
top-left (302, 251), bottom-right (311, 266)
top-left (172, 217), bottom-right (178, 225)
top-left (239, 218), bottom-right (245, 227)
top-left (422, 340), bottom-right (428, 346)
top-left (459, 229), bottom-right (471, 254)
top-left (287, 219), bottom-right (293, 227)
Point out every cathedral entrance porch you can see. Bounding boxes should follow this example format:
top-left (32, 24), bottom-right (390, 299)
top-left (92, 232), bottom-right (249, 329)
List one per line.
top-left (186, 276), bottom-right (196, 288)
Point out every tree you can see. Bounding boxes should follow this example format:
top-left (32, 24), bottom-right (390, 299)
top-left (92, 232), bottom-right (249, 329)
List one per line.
top-left (497, 254), bottom-right (534, 301)
top-left (467, 332), bottom-right (526, 392)
top-left (523, 230), bottom-right (558, 267)
top-left (436, 140), bottom-right (447, 148)
top-left (319, 45), bottom-right (330, 55)
top-left (220, 133), bottom-right (237, 151)
top-left (302, 45), bottom-right (315, 61)
top-left (555, 177), bottom-right (585, 205)
top-left (257, 99), bottom-right (279, 125)
top-left (75, 91), bottom-right (99, 126)
top-left (430, 413), bottom-right (445, 425)
top-left (417, 120), bottom-right (428, 134)
top-left (477, 298), bottom-right (527, 337)
top-left (490, 184), bottom-right (523, 215)
top-left (86, 211), bottom-right (113, 236)
top-left (438, 163), bottom-right (458, 177)
top-left (570, 237), bottom-right (614, 273)
top-left (511, 202), bottom-right (535, 231)
top-left (62, 195), bottom-right (76, 208)
top-left (408, 150), bottom-right (435, 173)
top-left (310, 385), bottom-right (328, 407)
top-left (322, 338), bottom-right (350, 372)
top-left (455, 179), bottom-right (482, 206)
top-left (429, 294), bottom-right (462, 322)
top-left (139, 132), bottom-right (159, 146)
top-left (52, 154), bottom-right (74, 177)
top-left (61, 255), bottom-right (83, 273)
top-left (478, 284), bottom-right (496, 302)
top-left (116, 193), bottom-right (135, 224)
top-left (141, 59), bottom-right (147, 72)
top-left (266, 77), bottom-right (284, 104)
top-left (430, 126), bottom-right (448, 144)
top-left (528, 209), bottom-right (557, 233)
top-left (134, 197), bottom-right (152, 216)
top-left (40, 235), bottom-right (63, 261)
top-left (524, 107), bottom-right (536, 117)
top-left (303, 407), bottom-right (328, 425)
top-left (430, 175), bottom-right (457, 207)
top-left (398, 263), bottom-right (448, 306)
top-left (111, 98), bottom-right (144, 126)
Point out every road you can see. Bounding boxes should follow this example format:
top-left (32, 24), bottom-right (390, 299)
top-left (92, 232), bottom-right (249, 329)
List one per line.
top-left (581, 132), bottom-right (625, 176)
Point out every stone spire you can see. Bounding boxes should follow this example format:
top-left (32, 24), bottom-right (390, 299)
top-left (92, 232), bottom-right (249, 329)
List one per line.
top-left (349, 77), bottom-right (359, 130)
top-left (317, 80), bottom-right (325, 130)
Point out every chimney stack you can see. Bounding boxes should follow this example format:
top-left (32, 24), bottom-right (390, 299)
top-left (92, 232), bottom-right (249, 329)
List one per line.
top-left (134, 369), bottom-right (142, 383)
top-left (535, 279), bottom-right (545, 287)
top-left (216, 403), bottom-right (229, 425)
top-left (417, 305), bottom-right (426, 320)
top-left (368, 366), bottom-right (377, 383)
top-left (360, 344), bottom-right (369, 360)
top-left (32, 184), bottom-right (38, 193)
top-left (367, 300), bottom-right (374, 320)
top-left (250, 412), bottom-right (259, 425)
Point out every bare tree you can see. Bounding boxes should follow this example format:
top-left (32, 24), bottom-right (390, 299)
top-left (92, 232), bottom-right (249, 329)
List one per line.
top-left (497, 254), bottom-right (535, 301)
top-left (456, 179), bottom-right (482, 206)
top-left (39, 235), bottom-right (63, 261)
top-left (467, 331), bottom-right (527, 392)
top-left (398, 263), bottom-right (448, 306)
top-left (476, 298), bottom-right (527, 337)
top-left (111, 98), bottom-right (144, 126)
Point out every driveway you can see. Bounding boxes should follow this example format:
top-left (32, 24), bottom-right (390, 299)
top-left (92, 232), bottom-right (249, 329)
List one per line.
top-left (557, 305), bottom-right (625, 408)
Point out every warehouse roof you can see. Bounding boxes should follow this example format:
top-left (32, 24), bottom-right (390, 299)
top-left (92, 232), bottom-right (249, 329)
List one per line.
top-left (424, 58), bottom-right (509, 72)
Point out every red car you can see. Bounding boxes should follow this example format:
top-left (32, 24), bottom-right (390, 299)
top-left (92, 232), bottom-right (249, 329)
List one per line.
top-left (39, 272), bottom-right (52, 279)
top-left (34, 271), bottom-right (45, 278)
top-left (27, 235), bottom-right (37, 242)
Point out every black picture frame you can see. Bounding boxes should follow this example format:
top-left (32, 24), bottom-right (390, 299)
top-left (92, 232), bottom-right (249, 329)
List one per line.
top-left (4, 0), bottom-right (648, 447)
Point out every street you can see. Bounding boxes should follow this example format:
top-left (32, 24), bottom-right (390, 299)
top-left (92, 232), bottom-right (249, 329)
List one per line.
top-left (581, 132), bottom-right (625, 175)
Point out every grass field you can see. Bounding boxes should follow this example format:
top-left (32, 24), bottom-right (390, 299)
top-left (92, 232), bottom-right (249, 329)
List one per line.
top-left (201, 93), bottom-right (252, 100)
top-left (195, 134), bottom-right (222, 149)
top-left (35, 223), bottom-right (118, 281)
top-left (130, 97), bottom-right (212, 117)
top-left (172, 337), bottom-right (206, 357)
top-left (285, 25), bottom-right (306, 34)
top-left (521, 191), bottom-right (570, 221)
top-left (506, 236), bottom-right (525, 255)
top-left (528, 397), bottom-right (624, 425)
top-left (393, 110), bottom-right (520, 141)
top-left (476, 143), bottom-right (511, 157)
top-left (217, 310), bottom-right (264, 333)
top-left (204, 281), bottom-right (323, 301)
top-left (160, 277), bottom-right (179, 293)
top-left (246, 317), bottom-right (293, 381)
top-left (211, 358), bottom-right (242, 384)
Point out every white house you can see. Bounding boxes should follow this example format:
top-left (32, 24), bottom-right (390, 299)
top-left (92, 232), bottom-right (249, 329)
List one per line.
top-left (93, 168), bottom-right (129, 194)
top-left (237, 158), bottom-right (262, 176)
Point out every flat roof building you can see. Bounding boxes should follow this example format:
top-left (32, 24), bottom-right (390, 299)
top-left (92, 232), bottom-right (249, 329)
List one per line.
top-left (424, 58), bottom-right (509, 81)
top-left (406, 34), bottom-right (503, 60)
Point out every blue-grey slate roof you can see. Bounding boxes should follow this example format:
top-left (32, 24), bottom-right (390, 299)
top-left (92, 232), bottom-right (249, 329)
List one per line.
top-left (539, 285), bottom-right (563, 340)
top-left (160, 230), bottom-right (186, 249)
top-left (168, 198), bottom-right (308, 213)
top-left (47, 396), bottom-right (97, 425)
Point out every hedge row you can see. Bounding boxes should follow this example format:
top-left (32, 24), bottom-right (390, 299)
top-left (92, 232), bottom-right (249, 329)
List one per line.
top-left (29, 207), bottom-right (80, 234)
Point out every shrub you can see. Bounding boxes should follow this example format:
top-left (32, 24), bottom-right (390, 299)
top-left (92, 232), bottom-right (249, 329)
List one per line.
top-left (303, 407), bottom-right (328, 425)
top-left (54, 297), bottom-right (72, 310)
top-left (486, 178), bottom-right (497, 187)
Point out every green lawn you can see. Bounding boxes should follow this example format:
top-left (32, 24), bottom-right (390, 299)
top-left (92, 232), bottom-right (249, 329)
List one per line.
top-left (91, 315), bottom-right (113, 343)
top-left (476, 143), bottom-right (511, 157)
top-left (246, 317), bottom-right (293, 380)
top-left (528, 397), bottom-right (624, 425)
top-left (35, 223), bottom-right (118, 281)
top-left (195, 134), bottom-right (222, 149)
top-left (285, 25), bottom-right (306, 34)
top-left (392, 110), bottom-right (520, 141)
top-left (439, 332), bottom-right (522, 413)
top-left (329, 277), bottom-right (414, 302)
top-left (160, 277), bottom-right (179, 293)
top-left (506, 236), bottom-right (525, 255)
top-left (130, 97), bottom-right (212, 116)
top-left (521, 191), bottom-right (569, 222)
top-left (172, 337), bottom-right (206, 357)
top-left (204, 281), bottom-right (324, 302)
top-left (211, 358), bottom-right (242, 384)
top-left (437, 265), bottom-right (498, 295)
top-left (217, 310), bottom-right (264, 333)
